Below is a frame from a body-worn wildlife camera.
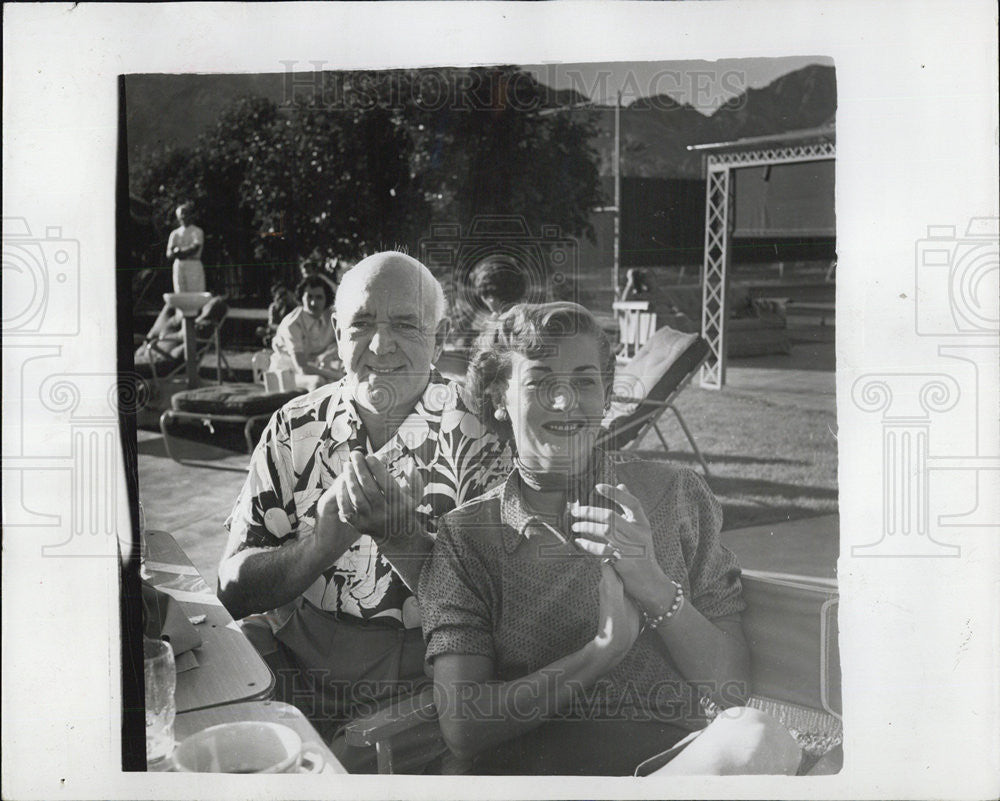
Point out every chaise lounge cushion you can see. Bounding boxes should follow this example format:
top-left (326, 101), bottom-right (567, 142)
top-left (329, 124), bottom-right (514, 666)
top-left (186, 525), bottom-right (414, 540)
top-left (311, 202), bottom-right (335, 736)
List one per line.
top-left (169, 384), bottom-right (303, 417)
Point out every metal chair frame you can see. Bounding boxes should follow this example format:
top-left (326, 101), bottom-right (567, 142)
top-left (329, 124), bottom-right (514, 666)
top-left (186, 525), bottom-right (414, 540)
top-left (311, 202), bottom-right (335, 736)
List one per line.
top-left (601, 322), bottom-right (712, 477)
top-left (137, 312), bottom-right (232, 394)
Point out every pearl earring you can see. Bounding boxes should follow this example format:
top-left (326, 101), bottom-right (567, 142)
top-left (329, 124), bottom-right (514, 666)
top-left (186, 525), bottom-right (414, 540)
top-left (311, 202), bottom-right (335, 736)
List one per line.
top-left (494, 407), bottom-right (508, 421)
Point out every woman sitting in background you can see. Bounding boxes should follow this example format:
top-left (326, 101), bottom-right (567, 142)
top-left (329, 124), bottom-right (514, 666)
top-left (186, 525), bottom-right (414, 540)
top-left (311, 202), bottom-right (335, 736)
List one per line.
top-left (270, 275), bottom-right (342, 387)
top-left (418, 302), bottom-right (802, 775)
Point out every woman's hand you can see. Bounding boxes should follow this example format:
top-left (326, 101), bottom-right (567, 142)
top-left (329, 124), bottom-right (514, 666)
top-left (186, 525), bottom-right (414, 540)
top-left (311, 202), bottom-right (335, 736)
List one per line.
top-left (572, 483), bottom-right (672, 612)
top-left (593, 562), bottom-right (642, 664)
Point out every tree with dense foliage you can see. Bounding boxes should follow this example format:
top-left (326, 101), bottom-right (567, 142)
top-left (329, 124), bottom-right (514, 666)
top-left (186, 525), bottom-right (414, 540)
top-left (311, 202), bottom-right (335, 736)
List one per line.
top-left (131, 67), bottom-right (603, 300)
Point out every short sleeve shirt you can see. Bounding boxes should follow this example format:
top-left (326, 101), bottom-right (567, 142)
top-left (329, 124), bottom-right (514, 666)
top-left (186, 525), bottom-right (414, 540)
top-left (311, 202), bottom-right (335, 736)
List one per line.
top-left (271, 306), bottom-right (336, 361)
top-left (418, 453), bottom-right (746, 728)
top-left (224, 372), bottom-right (512, 627)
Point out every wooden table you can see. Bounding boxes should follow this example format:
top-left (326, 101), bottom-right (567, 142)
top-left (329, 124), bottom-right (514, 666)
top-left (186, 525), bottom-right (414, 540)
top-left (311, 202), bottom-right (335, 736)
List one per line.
top-left (144, 529), bottom-right (275, 712)
top-left (168, 701), bottom-right (347, 774)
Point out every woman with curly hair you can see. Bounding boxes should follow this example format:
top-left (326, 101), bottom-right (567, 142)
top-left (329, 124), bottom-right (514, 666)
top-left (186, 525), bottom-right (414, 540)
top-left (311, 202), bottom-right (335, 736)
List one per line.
top-left (417, 301), bottom-right (802, 775)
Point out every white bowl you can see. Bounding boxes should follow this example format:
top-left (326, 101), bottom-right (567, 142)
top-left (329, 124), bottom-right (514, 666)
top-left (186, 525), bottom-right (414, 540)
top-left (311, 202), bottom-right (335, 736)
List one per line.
top-left (164, 292), bottom-right (212, 316)
top-left (173, 721), bottom-right (302, 774)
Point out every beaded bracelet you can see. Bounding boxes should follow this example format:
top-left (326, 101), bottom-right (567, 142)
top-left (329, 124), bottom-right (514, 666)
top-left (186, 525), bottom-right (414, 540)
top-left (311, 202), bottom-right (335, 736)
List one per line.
top-left (643, 580), bottom-right (684, 629)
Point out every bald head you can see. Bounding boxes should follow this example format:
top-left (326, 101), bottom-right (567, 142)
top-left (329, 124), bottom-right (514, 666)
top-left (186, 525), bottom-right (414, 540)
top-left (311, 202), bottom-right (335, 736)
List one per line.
top-left (332, 251), bottom-right (449, 419)
top-left (335, 251), bottom-right (445, 328)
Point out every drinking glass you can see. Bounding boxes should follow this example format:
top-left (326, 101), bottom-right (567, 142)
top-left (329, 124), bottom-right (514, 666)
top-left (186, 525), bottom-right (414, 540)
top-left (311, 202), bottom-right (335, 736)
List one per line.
top-left (144, 636), bottom-right (176, 765)
top-left (138, 501), bottom-right (152, 580)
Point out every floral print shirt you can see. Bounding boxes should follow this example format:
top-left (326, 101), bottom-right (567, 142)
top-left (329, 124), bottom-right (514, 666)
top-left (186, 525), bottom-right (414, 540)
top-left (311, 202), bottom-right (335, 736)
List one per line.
top-left (224, 371), bottom-right (511, 627)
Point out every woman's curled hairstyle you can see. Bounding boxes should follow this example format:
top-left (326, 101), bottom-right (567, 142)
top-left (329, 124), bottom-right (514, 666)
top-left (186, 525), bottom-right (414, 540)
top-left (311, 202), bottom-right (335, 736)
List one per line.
top-left (464, 301), bottom-right (616, 440)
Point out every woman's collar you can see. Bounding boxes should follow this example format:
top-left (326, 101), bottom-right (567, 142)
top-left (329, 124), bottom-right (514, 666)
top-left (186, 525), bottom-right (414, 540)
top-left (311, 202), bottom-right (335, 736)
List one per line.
top-left (499, 448), bottom-right (614, 554)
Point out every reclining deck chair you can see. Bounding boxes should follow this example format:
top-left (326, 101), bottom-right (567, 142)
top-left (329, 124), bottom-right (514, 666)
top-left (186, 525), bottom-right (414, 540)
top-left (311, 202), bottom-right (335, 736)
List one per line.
top-left (598, 324), bottom-right (712, 476)
top-left (134, 295), bottom-right (233, 392)
top-left (342, 568), bottom-right (842, 775)
top-left (158, 349), bottom-right (304, 471)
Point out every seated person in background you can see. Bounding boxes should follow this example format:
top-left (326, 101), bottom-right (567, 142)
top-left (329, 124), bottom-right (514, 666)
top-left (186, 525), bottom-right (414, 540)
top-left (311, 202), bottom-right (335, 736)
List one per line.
top-left (218, 252), bottom-right (512, 768)
top-left (270, 275), bottom-right (342, 386)
top-left (619, 268), bottom-right (699, 334)
top-left (617, 267), bottom-right (655, 308)
top-left (470, 255), bottom-right (530, 316)
top-left (256, 282), bottom-right (298, 346)
top-left (418, 302), bottom-right (802, 776)
top-left (330, 255), bottom-right (355, 286)
top-left (454, 255), bottom-right (530, 347)
top-left (136, 302), bottom-right (185, 365)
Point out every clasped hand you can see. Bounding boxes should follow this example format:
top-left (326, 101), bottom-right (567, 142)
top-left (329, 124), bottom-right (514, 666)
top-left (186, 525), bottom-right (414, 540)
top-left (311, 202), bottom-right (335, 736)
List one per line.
top-left (315, 451), bottom-right (424, 552)
top-left (593, 562), bottom-right (642, 660)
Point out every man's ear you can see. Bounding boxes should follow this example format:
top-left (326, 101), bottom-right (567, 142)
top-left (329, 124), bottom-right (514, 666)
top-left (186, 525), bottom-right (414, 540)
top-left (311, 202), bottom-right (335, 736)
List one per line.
top-left (433, 318), bottom-right (451, 363)
top-left (330, 310), bottom-right (345, 358)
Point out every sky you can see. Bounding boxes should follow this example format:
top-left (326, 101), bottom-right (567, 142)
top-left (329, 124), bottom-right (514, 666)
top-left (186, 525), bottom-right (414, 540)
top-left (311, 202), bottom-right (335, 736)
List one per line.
top-left (527, 56), bottom-right (834, 114)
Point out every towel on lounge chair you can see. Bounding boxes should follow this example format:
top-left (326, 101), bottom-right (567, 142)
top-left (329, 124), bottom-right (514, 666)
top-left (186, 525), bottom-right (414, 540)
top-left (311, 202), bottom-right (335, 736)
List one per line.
top-left (600, 326), bottom-right (709, 452)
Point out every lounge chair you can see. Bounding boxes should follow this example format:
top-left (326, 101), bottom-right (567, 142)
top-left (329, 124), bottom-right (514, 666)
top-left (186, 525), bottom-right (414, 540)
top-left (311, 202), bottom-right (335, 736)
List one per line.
top-left (158, 349), bottom-right (304, 471)
top-left (612, 300), bottom-right (658, 362)
top-left (134, 295), bottom-right (233, 392)
top-left (598, 324), bottom-right (712, 476)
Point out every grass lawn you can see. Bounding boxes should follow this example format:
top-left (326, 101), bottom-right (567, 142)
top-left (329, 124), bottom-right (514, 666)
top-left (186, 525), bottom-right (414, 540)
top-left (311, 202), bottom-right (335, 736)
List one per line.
top-left (627, 376), bottom-right (838, 531)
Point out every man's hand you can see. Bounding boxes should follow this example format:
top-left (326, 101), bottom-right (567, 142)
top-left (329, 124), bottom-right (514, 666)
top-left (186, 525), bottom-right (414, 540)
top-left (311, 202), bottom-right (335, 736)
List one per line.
top-left (328, 451), bottom-right (430, 590)
top-left (313, 483), bottom-right (362, 566)
top-left (332, 451), bottom-right (425, 545)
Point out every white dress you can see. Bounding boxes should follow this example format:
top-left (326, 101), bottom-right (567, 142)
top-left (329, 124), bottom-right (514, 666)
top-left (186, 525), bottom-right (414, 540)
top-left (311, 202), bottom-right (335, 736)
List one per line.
top-left (166, 224), bottom-right (205, 292)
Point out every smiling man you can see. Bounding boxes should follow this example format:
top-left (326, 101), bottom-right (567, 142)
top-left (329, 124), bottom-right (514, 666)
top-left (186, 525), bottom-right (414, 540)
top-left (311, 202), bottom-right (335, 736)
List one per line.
top-left (217, 251), bottom-right (511, 766)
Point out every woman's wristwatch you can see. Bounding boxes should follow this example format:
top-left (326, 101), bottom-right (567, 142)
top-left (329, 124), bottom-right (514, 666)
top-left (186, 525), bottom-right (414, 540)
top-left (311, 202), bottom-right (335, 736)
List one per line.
top-left (642, 580), bottom-right (684, 630)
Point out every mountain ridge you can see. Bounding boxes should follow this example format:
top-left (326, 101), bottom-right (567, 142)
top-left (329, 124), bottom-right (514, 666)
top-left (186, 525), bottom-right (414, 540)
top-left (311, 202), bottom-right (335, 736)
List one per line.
top-left (125, 64), bottom-right (836, 184)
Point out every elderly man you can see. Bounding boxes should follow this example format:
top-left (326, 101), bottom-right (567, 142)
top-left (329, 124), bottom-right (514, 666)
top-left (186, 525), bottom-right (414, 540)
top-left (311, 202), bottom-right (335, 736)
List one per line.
top-left (218, 252), bottom-right (510, 759)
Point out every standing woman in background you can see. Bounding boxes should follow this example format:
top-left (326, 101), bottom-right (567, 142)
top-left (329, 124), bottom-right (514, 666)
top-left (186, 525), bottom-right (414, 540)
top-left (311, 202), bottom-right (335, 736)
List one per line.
top-left (166, 202), bottom-right (206, 293)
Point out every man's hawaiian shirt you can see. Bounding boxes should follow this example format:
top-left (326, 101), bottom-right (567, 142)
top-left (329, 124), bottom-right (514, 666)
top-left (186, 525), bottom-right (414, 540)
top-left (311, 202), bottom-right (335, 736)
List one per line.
top-left (224, 371), bottom-right (511, 628)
